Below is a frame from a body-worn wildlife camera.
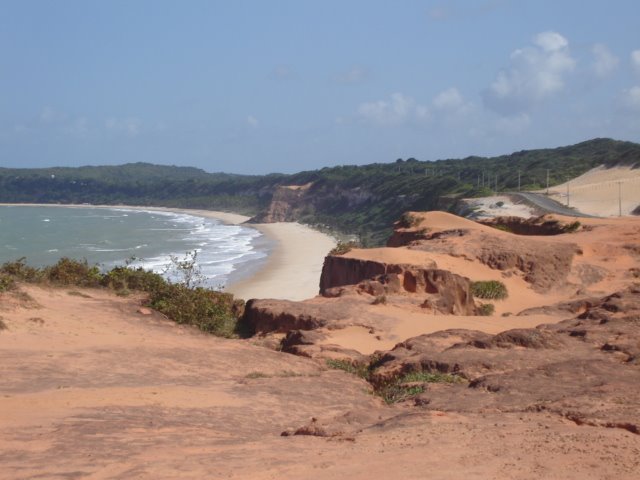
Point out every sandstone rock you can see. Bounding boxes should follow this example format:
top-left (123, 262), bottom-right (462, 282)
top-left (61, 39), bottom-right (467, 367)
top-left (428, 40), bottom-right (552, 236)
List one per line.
top-left (319, 255), bottom-right (476, 315)
top-left (366, 287), bottom-right (640, 433)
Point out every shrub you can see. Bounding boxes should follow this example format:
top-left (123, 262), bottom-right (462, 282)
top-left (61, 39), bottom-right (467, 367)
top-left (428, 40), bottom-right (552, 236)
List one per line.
top-left (399, 212), bottom-right (421, 228)
top-left (477, 303), bottom-right (495, 316)
top-left (326, 359), bottom-right (370, 379)
top-left (380, 384), bottom-right (425, 404)
top-left (471, 280), bottom-right (508, 300)
top-left (563, 221), bottom-right (581, 233)
top-left (399, 371), bottom-right (464, 384)
top-left (328, 241), bottom-right (359, 256)
top-left (0, 258), bottom-right (41, 282)
top-left (0, 273), bottom-right (16, 292)
top-left (43, 258), bottom-right (102, 287)
top-left (148, 284), bottom-right (240, 337)
top-left (102, 266), bottom-right (166, 293)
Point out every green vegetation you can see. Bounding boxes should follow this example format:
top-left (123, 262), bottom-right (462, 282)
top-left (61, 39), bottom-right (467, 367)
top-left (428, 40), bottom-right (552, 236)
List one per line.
top-left (471, 280), bottom-right (508, 300)
top-left (325, 358), bottom-right (371, 379)
top-left (477, 303), bottom-right (496, 316)
top-left (1, 138), bottom-right (638, 245)
top-left (378, 371), bottom-right (466, 404)
top-left (0, 273), bottom-right (16, 292)
top-left (0, 257), bottom-right (245, 338)
top-left (563, 221), bottom-right (581, 233)
top-left (328, 241), bottom-right (359, 256)
top-left (399, 212), bottom-right (421, 228)
top-left (399, 371), bottom-right (465, 384)
top-left (326, 355), bottom-right (466, 404)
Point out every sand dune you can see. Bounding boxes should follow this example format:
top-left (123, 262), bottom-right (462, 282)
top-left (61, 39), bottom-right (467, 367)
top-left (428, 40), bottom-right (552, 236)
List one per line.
top-left (546, 165), bottom-right (640, 217)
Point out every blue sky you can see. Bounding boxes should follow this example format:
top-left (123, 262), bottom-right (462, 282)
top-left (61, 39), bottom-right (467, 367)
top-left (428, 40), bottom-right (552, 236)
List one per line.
top-left (1, 0), bottom-right (639, 174)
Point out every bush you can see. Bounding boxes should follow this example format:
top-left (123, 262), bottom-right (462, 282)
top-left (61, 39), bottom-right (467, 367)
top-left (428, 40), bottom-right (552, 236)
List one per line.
top-left (328, 241), bottom-right (359, 256)
top-left (325, 358), bottom-right (370, 379)
top-left (43, 258), bottom-right (102, 287)
top-left (102, 266), bottom-right (166, 293)
top-left (0, 258), bottom-right (42, 282)
top-left (477, 303), bottom-right (495, 316)
top-left (148, 284), bottom-right (240, 337)
top-left (0, 273), bottom-right (16, 292)
top-left (399, 212), bottom-right (421, 228)
top-left (563, 221), bottom-right (581, 233)
top-left (471, 280), bottom-right (508, 300)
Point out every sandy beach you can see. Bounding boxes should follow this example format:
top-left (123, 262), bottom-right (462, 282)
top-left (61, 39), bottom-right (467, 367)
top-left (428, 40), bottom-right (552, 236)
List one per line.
top-left (0, 203), bottom-right (337, 301)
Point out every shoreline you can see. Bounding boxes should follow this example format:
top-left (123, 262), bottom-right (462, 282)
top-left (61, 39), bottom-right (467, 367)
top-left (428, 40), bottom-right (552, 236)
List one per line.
top-left (0, 203), bottom-right (336, 301)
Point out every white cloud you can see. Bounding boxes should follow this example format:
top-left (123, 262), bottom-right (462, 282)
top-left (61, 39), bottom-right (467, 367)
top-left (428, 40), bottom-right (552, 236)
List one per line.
top-left (591, 44), bottom-right (619, 77)
top-left (105, 117), bottom-right (141, 137)
top-left (533, 31), bottom-right (568, 52)
top-left (433, 87), bottom-right (464, 110)
top-left (631, 50), bottom-right (640, 75)
top-left (357, 93), bottom-right (429, 126)
top-left (335, 66), bottom-right (368, 84)
top-left (484, 31), bottom-right (576, 113)
top-left (621, 86), bottom-right (640, 110)
top-left (247, 115), bottom-right (259, 128)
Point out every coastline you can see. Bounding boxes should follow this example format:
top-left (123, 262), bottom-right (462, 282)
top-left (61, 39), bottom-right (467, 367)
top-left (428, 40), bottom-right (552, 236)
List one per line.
top-left (0, 203), bottom-right (337, 301)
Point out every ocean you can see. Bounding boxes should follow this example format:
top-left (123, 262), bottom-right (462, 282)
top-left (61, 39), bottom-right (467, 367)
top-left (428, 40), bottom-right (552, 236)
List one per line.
top-left (0, 205), bottom-right (269, 289)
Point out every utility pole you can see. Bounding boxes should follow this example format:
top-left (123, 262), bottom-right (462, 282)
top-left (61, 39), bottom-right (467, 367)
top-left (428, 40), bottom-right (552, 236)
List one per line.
top-left (518, 170), bottom-right (521, 192)
top-left (481, 171), bottom-right (484, 188)
top-left (495, 175), bottom-right (498, 195)
top-left (566, 182), bottom-right (570, 207)
top-left (618, 181), bottom-right (622, 217)
top-left (546, 169), bottom-right (550, 195)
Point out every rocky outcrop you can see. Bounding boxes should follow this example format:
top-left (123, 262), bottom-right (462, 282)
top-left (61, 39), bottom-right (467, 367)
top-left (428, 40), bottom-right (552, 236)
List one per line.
top-left (385, 211), bottom-right (585, 291)
top-left (319, 255), bottom-right (476, 315)
top-left (364, 286), bottom-right (640, 432)
top-left (479, 215), bottom-right (583, 236)
top-left (243, 298), bottom-right (338, 334)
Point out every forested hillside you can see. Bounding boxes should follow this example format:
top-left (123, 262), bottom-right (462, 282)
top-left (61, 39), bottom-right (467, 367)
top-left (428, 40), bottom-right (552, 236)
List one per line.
top-left (1, 138), bottom-right (638, 245)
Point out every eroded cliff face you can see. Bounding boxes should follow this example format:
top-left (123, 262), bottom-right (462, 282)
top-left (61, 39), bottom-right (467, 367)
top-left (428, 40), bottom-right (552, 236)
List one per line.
top-left (249, 183), bottom-right (313, 223)
top-left (319, 255), bottom-right (477, 315)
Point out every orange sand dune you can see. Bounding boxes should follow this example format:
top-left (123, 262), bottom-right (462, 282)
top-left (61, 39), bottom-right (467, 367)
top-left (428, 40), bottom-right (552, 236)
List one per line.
top-left (2, 284), bottom-right (638, 479)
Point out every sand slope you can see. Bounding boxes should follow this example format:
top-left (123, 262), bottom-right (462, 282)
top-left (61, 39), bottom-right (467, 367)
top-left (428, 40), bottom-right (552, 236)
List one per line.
top-left (1, 285), bottom-right (639, 479)
top-left (546, 165), bottom-right (640, 217)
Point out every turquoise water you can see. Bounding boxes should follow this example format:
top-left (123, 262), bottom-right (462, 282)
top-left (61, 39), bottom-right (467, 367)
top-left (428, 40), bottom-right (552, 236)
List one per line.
top-left (0, 206), bottom-right (268, 288)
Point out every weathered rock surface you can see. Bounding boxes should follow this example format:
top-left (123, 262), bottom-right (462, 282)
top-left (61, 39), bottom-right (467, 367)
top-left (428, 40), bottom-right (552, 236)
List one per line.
top-left (387, 211), bottom-right (582, 291)
top-left (366, 287), bottom-right (640, 433)
top-left (320, 255), bottom-right (477, 315)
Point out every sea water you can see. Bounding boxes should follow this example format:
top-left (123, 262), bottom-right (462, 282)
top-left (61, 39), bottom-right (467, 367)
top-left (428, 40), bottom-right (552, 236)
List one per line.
top-left (0, 205), bottom-right (269, 289)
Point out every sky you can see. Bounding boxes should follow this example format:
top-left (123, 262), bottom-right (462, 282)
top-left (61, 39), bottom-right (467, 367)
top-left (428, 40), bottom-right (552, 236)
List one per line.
top-left (1, 0), bottom-right (639, 174)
